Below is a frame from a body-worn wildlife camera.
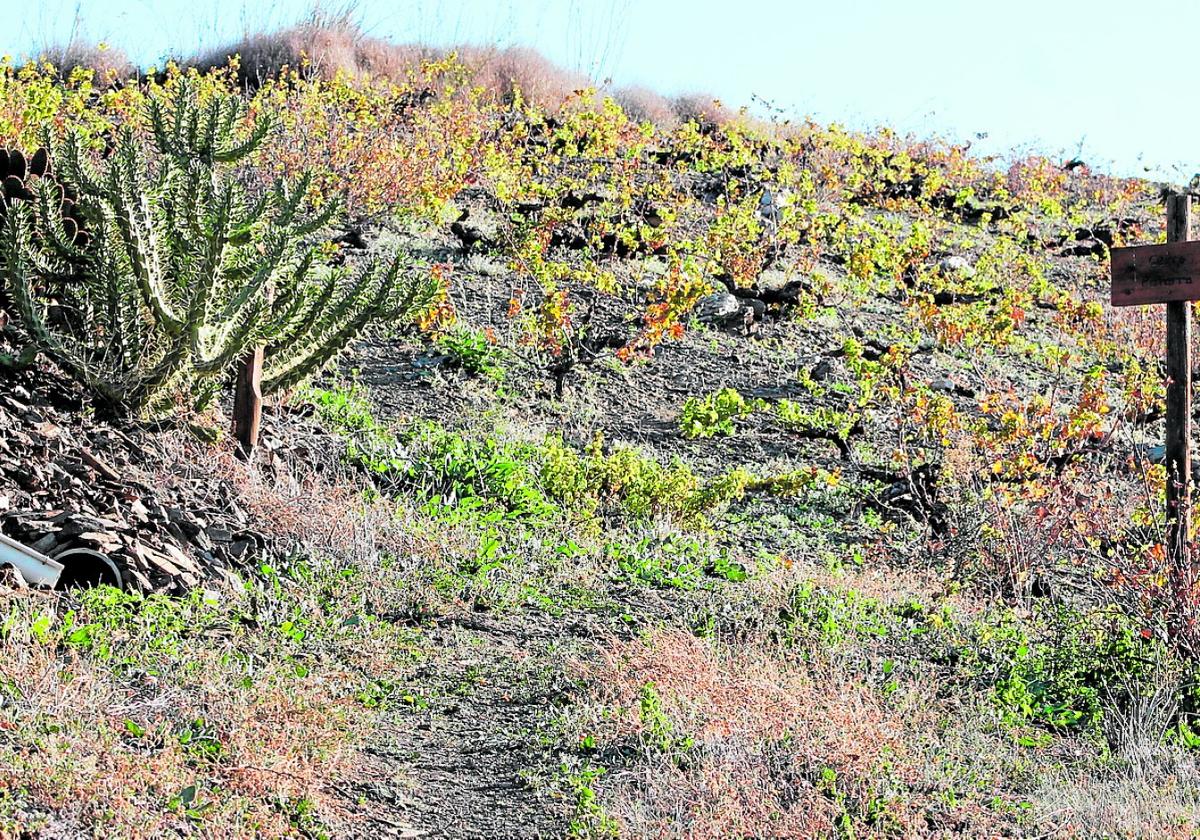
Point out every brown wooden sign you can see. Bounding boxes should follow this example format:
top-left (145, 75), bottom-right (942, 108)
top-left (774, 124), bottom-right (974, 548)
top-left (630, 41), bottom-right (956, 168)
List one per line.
top-left (1109, 194), bottom-right (1195, 570)
top-left (1111, 239), bottom-right (1200, 306)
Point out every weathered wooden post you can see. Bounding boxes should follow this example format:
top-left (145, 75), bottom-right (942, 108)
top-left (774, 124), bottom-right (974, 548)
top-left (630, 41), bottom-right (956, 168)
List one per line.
top-left (1165, 194), bottom-right (1193, 565)
top-left (232, 348), bottom-right (263, 460)
top-left (1111, 193), bottom-right (1196, 568)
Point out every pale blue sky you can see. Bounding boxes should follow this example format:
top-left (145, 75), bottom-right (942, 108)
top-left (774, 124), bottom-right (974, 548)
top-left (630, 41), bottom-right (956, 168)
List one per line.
top-left (2, 0), bottom-right (1194, 180)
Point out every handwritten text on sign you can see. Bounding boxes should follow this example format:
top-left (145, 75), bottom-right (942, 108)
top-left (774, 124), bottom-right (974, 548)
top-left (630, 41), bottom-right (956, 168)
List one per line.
top-left (1111, 240), bottom-right (1200, 306)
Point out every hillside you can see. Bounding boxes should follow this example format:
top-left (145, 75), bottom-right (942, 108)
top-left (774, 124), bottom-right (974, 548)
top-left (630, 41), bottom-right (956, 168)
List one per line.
top-left (0, 41), bottom-right (1195, 839)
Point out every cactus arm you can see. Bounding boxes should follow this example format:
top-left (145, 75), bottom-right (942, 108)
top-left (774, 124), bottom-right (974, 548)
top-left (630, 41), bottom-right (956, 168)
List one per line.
top-left (214, 113), bottom-right (272, 163)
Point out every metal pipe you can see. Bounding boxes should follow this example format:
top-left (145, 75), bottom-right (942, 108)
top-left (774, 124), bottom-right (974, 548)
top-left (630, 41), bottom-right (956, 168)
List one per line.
top-left (0, 532), bottom-right (64, 588)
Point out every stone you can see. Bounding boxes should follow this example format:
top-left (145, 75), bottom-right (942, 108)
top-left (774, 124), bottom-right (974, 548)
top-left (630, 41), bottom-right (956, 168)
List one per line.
top-left (0, 564), bottom-right (28, 589)
top-left (939, 255), bottom-right (973, 275)
top-left (57, 513), bottom-right (118, 537)
top-left (759, 189), bottom-right (780, 228)
top-left (696, 291), bottom-right (742, 325)
top-left (29, 533), bottom-right (58, 554)
top-left (76, 531), bottom-right (122, 552)
top-left (754, 269), bottom-right (808, 304)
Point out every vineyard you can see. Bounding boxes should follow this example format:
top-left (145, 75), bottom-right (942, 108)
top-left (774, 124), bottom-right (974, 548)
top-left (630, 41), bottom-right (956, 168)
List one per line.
top-left (0, 31), bottom-right (1196, 838)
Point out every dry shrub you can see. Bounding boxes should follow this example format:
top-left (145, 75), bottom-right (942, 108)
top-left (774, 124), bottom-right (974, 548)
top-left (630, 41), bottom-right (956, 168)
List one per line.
top-left (1031, 759), bottom-right (1200, 839)
top-left (672, 93), bottom-right (734, 130)
top-left (458, 45), bottom-right (591, 113)
top-left (188, 19), bottom-right (592, 114)
top-left (36, 42), bottom-right (137, 82)
top-left (187, 8), bottom-right (432, 87)
top-left (189, 19), bottom-right (399, 85)
top-left (354, 39), bottom-right (436, 82)
top-left (614, 85), bottom-right (679, 128)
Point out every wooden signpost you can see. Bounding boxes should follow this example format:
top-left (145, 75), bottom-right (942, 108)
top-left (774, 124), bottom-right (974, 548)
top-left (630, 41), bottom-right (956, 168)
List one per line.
top-left (1111, 194), bottom-right (1194, 564)
top-left (232, 348), bottom-right (263, 460)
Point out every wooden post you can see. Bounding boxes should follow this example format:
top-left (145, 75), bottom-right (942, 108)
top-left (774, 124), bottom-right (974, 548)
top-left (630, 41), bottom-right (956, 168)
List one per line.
top-left (1166, 193), bottom-right (1193, 565)
top-left (233, 348), bottom-right (263, 460)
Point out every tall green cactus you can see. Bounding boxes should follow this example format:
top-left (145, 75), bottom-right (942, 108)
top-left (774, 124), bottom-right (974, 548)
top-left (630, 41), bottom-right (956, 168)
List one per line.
top-left (0, 80), bottom-right (434, 415)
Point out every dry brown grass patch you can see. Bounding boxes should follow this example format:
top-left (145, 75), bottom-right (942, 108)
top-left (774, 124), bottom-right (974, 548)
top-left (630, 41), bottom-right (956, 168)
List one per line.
top-left (572, 627), bottom-right (1013, 838)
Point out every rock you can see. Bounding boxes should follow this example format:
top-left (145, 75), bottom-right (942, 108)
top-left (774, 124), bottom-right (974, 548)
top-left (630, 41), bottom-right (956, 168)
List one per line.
top-left (744, 299), bottom-right (767, 321)
top-left (560, 187), bottom-right (615, 209)
top-left (192, 529), bottom-right (214, 553)
top-left (132, 542), bottom-right (184, 577)
top-left (640, 258), bottom-right (669, 277)
top-left (29, 533), bottom-right (57, 555)
top-left (79, 448), bottom-right (120, 482)
top-left (759, 189), bottom-right (780, 228)
top-left (696, 292), bottom-right (742, 326)
top-left (163, 543), bottom-right (200, 575)
top-left (0, 564), bottom-right (28, 589)
top-left (464, 254), bottom-right (507, 277)
top-left (76, 531), bottom-right (121, 552)
top-left (56, 513), bottom-right (120, 537)
top-left (939, 255), bottom-right (974, 275)
top-left (755, 269), bottom-right (807, 304)
top-left (128, 499), bottom-right (149, 524)
top-left (449, 207), bottom-right (501, 250)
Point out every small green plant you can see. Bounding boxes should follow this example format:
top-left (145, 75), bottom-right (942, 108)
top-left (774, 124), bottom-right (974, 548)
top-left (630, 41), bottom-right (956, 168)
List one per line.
top-left (437, 327), bottom-right (507, 381)
top-left (607, 535), bottom-right (745, 589)
top-left (306, 382), bottom-right (409, 475)
top-left (608, 538), bottom-right (704, 590)
top-left (775, 401), bottom-right (860, 442)
top-left (563, 761), bottom-right (620, 839)
top-left (679, 386), bottom-right (764, 438)
top-left (638, 681), bottom-right (695, 758)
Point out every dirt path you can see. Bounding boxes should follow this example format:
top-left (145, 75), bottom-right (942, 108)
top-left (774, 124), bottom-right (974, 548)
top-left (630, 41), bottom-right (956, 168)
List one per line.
top-left (362, 613), bottom-right (593, 839)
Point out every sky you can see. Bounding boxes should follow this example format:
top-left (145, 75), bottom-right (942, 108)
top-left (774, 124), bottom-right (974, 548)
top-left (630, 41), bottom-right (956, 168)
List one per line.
top-left (1, 0), bottom-right (1195, 180)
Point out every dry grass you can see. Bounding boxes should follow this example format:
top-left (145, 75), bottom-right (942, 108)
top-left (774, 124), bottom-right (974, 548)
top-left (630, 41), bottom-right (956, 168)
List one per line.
top-left (1031, 759), bottom-right (1200, 839)
top-left (0, 429), bottom-right (431, 836)
top-left (569, 617), bottom-right (1200, 838)
top-left (0, 589), bottom-right (384, 836)
top-left (573, 628), bottom-right (1017, 838)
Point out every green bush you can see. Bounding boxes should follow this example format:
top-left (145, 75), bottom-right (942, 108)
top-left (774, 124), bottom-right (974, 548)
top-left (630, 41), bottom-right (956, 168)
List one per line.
top-left (780, 582), bottom-right (1182, 738)
top-left (436, 327), bottom-right (507, 381)
top-left (0, 80), bottom-right (434, 415)
top-left (678, 386), bottom-right (763, 439)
